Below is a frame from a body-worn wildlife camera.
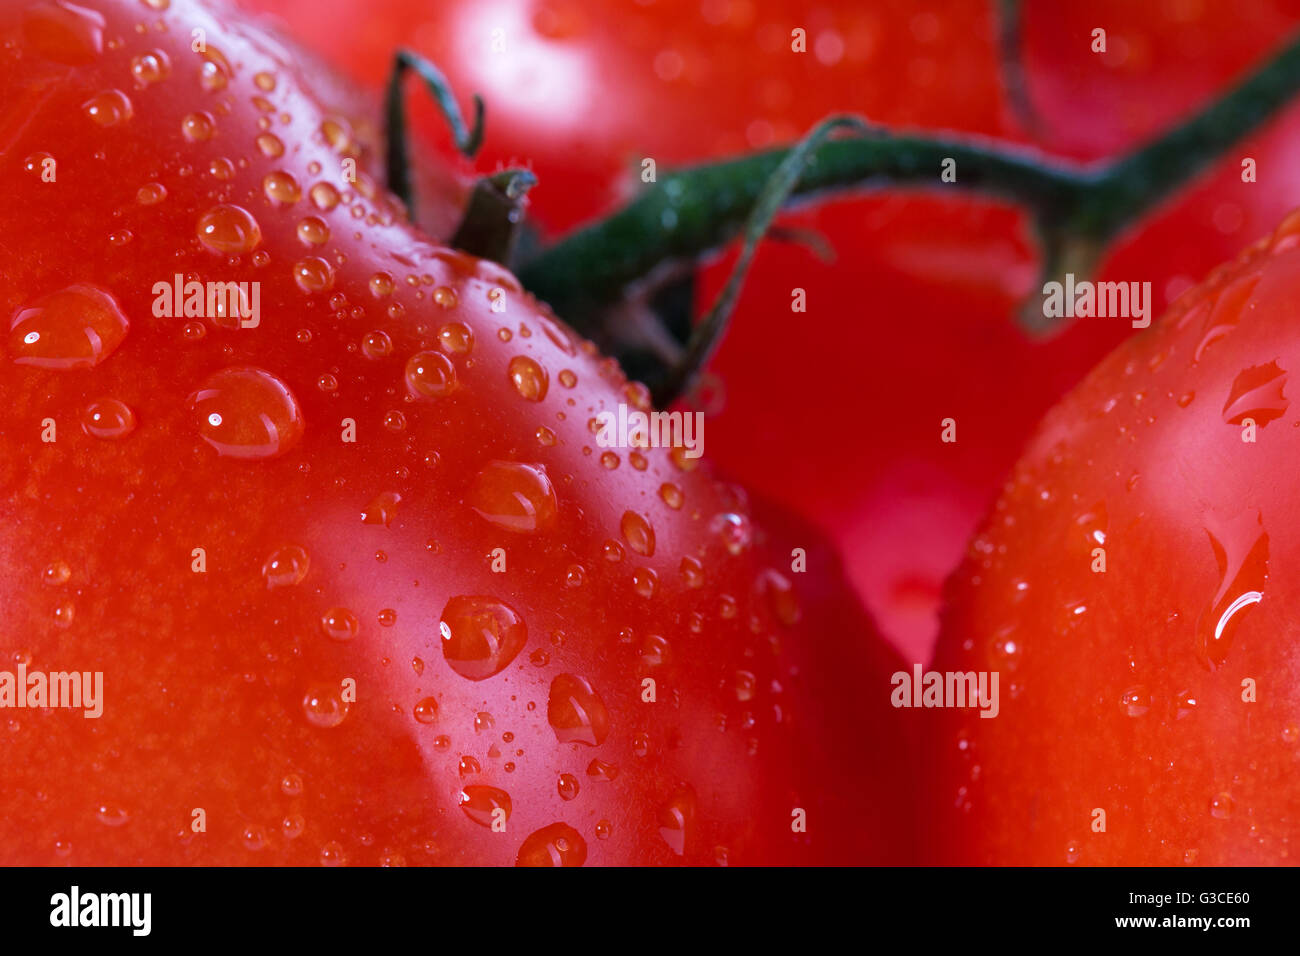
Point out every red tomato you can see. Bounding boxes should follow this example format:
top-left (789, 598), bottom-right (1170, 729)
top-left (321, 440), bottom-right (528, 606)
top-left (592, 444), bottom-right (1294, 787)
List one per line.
top-left (924, 212), bottom-right (1300, 865)
top-left (234, 0), bottom-right (1300, 663)
top-left (0, 0), bottom-right (911, 866)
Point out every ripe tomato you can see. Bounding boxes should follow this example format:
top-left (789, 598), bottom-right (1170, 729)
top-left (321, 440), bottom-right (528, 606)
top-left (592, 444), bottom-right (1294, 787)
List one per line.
top-left (924, 211), bottom-right (1300, 865)
top-left (0, 0), bottom-right (910, 865)
top-left (235, 0), bottom-right (1300, 663)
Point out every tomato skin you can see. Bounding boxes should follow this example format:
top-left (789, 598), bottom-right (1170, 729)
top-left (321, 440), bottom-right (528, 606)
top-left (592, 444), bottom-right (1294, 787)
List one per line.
top-left (0, 0), bottom-right (908, 866)
top-left (924, 220), bottom-right (1300, 866)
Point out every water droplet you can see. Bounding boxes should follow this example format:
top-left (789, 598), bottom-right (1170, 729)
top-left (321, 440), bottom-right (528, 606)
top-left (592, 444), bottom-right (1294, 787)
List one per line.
top-left (620, 511), bottom-right (655, 557)
top-left (757, 569), bottom-right (800, 625)
top-left (439, 595), bottom-right (528, 680)
top-left (199, 58), bottom-right (228, 91)
top-left (82, 89), bottom-right (132, 126)
top-left (8, 285), bottom-right (129, 370)
top-left (80, 398), bottom-right (135, 439)
top-left (292, 256), bottom-right (335, 293)
top-left (96, 804), bottom-right (129, 827)
top-left (1194, 274), bottom-right (1258, 362)
top-left (459, 785), bottom-right (512, 827)
top-left (468, 461), bottom-right (557, 533)
top-left (679, 556), bottom-right (704, 588)
top-left (319, 842), bottom-right (345, 866)
top-left (515, 823), bottom-right (586, 867)
top-left (1209, 792), bottom-right (1234, 820)
top-left (196, 204), bottom-right (262, 255)
top-left (319, 116), bottom-right (353, 152)
top-left (733, 670), bottom-right (757, 702)
top-left (309, 182), bottom-right (340, 211)
top-left (181, 110), bottom-right (215, 141)
top-left (263, 170), bottom-right (302, 206)
top-left (458, 755), bottom-right (481, 777)
top-left (433, 286), bottom-right (458, 309)
top-left (631, 568), bottom-right (658, 599)
top-left (1196, 509), bottom-right (1268, 668)
top-left (280, 773), bottom-right (303, 796)
top-left (382, 410), bottom-right (407, 432)
top-left (42, 561), bottom-right (71, 587)
top-left (359, 329), bottom-right (392, 359)
top-left (658, 785), bottom-right (696, 856)
top-left (255, 133), bottom-right (285, 158)
top-left (361, 490), bottom-right (402, 526)
top-left (405, 350), bottom-right (457, 399)
top-left (320, 607), bottom-right (359, 641)
top-left (557, 773), bottom-right (580, 801)
top-left (1222, 361), bottom-right (1288, 426)
top-left (586, 759), bottom-right (618, 781)
top-left (1120, 686), bottom-right (1150, 717)
top-left (207, 157), bottom-right (234, 181)
top-left (302, 684), bottom-right (349, 728)
top-left (136, 181), bottom-right (166, 205)
top-left (599, 451), bottom-right (620, 469)
top-left (413, 697), bottom-right (438, 724)
top-left (658, 483), bottom-right (684, 510)
top-left (547, 673), bottom-right (609, 746)
top-left (434, 322), bottom-right (472, 356)
top-left (130, 50), bottom-right (170, 85)
top-left (53, 602), bottom-right (75, 629)
top-left (188, 367), bottom-right (304, 460)
top-left (711, 512), bottom-right (752, 554)
top-left (508, 355), bottom-right (549, 401)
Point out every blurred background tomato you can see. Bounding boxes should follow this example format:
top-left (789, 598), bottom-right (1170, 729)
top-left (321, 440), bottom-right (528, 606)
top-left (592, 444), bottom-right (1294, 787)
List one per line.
top-left (236, 0), bottom-right (1300, 663)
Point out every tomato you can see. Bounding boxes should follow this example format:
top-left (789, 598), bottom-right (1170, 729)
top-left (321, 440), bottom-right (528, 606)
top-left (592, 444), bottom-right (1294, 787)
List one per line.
top-left (0, 0), bottom-right (911, 865)
top-left (231, 0), bottom-right (1300, 664)
top-left (923, 211), bottom-right (1300, 865)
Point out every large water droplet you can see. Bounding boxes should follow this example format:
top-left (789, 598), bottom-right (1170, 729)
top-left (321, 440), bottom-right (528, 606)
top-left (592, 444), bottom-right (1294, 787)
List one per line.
top-left (711, 512), bottom-right (752, 554)
top-left (1222, 361), bottom-right (1288, 426)
top-left (82, 89), bottom-right (132, 127)
top-left (620, 510), bottom-right (655, 557)
top-left (658, 785), bottom-right (697, 856)
top-left (361, 490), bottom-right (402, 526)
top-left (320, 607), bottom-right (359, 641)
top-left (439, 596), bottom-right (527, 680)
top-left (405, 350), bottom-right (457, 399)
top-left (79, 398), bottom-right (136, 439)
top-left (458, 785), bottom-right (512, 828)
top-left (547, 673), bottom-right (609, 746)
top-left (9, 285), bottom-right (129, 370)
top-left (1195, 509), bottom-right (1268, 668)
top-left (468, 461), bottom-right (557, 533)
top-left (196, 204), bottom-right (262, 255)
top-left (302, 684), bottom-right (349, 728)
top-left (508, 355), bottom-right (549, 401)
top-left (515, 823), bottom-right (586, 867)
top-left (262, 545), bottom-right (310, 588)
top-left (188, 366), bottom-right (304, 460)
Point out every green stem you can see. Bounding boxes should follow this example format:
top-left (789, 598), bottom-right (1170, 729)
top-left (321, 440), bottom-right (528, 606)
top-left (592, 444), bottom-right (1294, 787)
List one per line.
top-left (450, 169), bottom-right (537, 265)
top-left (515, 28), bottom-right (1300, 392)
top-left (384, 49), bottom-right (484, 210)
